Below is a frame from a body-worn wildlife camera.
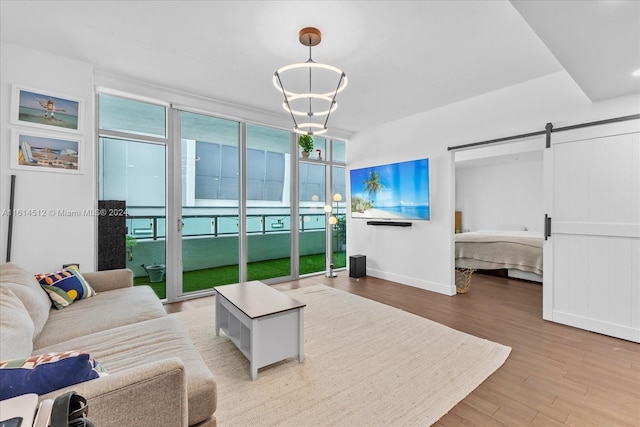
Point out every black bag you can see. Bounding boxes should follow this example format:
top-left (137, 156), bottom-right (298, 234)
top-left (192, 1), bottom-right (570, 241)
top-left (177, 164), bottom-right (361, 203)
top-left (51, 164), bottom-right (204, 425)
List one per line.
top-left (50, 392), bottom-right (93, 427)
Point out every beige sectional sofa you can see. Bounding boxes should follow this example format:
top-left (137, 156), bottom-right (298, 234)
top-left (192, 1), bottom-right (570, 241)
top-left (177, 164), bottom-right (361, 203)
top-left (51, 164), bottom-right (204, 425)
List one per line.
top-left (0, 263), bottom-right (217, 426)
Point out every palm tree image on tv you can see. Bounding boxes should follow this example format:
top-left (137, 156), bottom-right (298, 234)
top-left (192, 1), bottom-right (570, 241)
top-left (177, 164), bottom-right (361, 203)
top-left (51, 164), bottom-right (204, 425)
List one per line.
top-left (350, 158), bottom-right (430, 220)
top-left (350, 171), bottom-right (383, 213)
top-left (363, 171), bottom-right (384, 208)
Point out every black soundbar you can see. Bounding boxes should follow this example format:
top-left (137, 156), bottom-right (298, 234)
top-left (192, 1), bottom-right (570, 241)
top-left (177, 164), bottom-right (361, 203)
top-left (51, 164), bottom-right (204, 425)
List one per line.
top-left (366, 221), bottom-right (412, 227)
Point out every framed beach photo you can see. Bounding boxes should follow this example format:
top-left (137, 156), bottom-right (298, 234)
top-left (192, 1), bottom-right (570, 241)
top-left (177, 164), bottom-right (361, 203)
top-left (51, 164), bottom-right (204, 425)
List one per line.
top-left (11, 85), bottom-right (83, 133)
top-left (11, 129), bottom-right (83, 174)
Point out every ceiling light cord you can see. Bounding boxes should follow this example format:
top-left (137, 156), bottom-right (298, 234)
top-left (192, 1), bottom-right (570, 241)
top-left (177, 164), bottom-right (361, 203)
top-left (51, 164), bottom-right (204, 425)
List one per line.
top-left (307, 39), bottom-right (313, 117)
top-left (308, 56), bottom-right (313, 117)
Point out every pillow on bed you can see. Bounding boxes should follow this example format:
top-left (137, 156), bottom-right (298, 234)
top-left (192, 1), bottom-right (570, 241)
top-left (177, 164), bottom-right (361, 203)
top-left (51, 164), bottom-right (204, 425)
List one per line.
top-left (0, 351), bottom-right (107, 400)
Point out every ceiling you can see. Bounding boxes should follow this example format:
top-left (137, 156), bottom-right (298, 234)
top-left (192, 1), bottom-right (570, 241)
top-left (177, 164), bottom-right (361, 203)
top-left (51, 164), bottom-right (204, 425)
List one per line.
top-left (1, 1), bottom-right (638, 137)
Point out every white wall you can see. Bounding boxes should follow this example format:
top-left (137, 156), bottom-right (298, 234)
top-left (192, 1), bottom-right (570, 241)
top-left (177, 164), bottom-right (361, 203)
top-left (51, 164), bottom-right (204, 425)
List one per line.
top-left (347, 70), bottom-right (640, 295)
top-left (455, 153), bottom-right (544, 233)
top-left (0, 43), bottom-right (96, 272)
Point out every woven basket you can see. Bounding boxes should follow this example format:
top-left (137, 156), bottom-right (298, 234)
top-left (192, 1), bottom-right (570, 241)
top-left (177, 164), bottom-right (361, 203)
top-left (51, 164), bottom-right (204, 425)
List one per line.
top-left (455, 268), bottom-right (475, 294)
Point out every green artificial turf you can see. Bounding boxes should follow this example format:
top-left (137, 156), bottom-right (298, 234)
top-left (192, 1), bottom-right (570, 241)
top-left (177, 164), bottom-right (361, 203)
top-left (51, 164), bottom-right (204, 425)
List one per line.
top-left (134, 252), bottom-right (346, 299)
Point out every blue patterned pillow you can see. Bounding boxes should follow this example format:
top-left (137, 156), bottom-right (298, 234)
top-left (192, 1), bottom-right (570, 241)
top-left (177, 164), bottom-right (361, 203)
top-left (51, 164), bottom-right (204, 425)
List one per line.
top-left (35, 268), bottom-right (96, 309)
top-left (0, 351), bottom-right (107, 400)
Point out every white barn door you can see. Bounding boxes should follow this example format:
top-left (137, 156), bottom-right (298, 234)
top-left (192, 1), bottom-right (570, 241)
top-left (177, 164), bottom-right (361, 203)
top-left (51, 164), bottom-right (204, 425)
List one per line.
top-left (544, 120), bottom-right (640, 343)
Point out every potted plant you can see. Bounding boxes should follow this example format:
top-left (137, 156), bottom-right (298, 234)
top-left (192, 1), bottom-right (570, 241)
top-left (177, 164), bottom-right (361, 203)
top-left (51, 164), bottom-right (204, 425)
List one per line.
top-left (125, 234), bottom-right (137, 261)
top-left (299, 134), bottom-right (314, 159)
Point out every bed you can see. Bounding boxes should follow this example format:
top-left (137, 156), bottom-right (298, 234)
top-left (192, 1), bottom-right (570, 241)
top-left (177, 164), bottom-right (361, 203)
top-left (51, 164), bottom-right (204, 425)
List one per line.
top-left (455, 230), bottom-right (543, 282)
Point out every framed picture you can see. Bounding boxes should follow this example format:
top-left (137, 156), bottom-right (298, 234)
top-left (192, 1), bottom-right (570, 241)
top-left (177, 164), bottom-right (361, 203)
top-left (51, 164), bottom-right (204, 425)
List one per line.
top-left (11, 85), bottom-right (83, 133)
top-left (11, 129), bottom-right (83, 174)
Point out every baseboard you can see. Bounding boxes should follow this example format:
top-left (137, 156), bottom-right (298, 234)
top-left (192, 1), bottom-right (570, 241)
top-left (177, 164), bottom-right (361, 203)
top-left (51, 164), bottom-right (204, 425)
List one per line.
top-left (552, 310), bottom-right (640, 343)
top-left (366, 268), bottom-right (456, 296)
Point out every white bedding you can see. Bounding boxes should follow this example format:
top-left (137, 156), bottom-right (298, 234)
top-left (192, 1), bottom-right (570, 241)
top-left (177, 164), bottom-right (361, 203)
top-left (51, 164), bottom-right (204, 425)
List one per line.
top-left (455, 230), bottom-right (543, 276)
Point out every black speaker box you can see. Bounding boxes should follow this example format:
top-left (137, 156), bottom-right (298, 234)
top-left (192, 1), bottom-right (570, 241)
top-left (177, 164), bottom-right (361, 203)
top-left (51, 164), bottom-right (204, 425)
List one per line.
top-left (98, 200), bottom-right (126, 271)
top-left (349, 255), bottom-right (366, 278)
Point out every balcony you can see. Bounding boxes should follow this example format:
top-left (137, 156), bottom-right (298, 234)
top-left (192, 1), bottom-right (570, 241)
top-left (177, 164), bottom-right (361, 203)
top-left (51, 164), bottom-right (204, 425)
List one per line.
top-left (126, 212), bottom-right (346, 298)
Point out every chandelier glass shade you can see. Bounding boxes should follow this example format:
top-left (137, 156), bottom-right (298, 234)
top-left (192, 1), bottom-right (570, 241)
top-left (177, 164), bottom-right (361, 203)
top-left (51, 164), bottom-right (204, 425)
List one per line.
top-left (273, 27), bottom-right (348, 136)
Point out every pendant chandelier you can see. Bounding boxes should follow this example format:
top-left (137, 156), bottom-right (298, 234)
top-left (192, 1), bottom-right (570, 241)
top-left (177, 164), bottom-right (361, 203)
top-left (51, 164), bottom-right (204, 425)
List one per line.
top-left (273, 27), bottom-right (348, 136)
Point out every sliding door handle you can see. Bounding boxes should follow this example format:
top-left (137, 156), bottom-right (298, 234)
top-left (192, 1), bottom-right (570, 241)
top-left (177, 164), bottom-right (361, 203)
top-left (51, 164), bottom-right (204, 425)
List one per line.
top-left (544, 214), bottom-right (552, 240)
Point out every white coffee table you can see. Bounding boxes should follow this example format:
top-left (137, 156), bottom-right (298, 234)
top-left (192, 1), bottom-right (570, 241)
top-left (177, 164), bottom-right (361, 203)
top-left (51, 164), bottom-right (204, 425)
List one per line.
top-left (214, 281), bottom-right (305, 380)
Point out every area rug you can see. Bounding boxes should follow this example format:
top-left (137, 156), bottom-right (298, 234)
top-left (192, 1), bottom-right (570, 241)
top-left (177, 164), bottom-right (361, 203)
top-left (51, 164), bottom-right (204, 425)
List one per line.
top-left (172, 285), bottom-right (511, 426)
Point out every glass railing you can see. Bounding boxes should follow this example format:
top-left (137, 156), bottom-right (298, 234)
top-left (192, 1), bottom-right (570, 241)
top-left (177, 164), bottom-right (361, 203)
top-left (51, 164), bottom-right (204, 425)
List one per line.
top-left (125, 208), bottom-right (346, 294)
top-left (126, 213), bottom-right (330, 240)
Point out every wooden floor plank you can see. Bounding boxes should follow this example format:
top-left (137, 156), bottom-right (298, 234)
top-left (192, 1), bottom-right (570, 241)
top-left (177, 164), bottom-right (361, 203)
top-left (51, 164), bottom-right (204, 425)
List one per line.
top-left (493, 404), bottom-right (536, 426)
top-left (452, 402), bottom-right (508, 427)
top-left (531, 412), bottom-right (566, 426)
top-left (433, 412), bottom-right (464, 427)
top-left (462, 393), bottom-right (500, 418)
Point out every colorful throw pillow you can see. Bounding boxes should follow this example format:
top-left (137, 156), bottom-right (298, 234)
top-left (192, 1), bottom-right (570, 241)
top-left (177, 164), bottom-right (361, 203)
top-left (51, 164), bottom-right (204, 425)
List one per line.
top-left (0, 351), bottom-right (107, 400)
top-left (35, 268), bottom-right (96, 309)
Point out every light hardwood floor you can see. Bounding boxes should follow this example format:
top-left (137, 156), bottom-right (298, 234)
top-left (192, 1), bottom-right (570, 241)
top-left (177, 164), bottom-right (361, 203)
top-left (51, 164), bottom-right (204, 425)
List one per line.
top-left (165, 272), bottom-right (640, 426)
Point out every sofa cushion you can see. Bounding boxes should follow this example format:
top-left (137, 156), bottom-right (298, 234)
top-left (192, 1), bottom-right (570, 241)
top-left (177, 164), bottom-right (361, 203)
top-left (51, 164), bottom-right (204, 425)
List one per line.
top-left (0, 263), bottom-right (51, 338)
top-left (0, 351), bottom-right (107, 400)
top-left (36, 268), bottom-right (97, 309)
top-left (35, 316), bottom-right (216, 426)
top-left (82, 269), bottom-right (133, 293)
top-left (0, 287), bottom-right (35, 360)
top-left (34, 285), bottom-right (168, 350)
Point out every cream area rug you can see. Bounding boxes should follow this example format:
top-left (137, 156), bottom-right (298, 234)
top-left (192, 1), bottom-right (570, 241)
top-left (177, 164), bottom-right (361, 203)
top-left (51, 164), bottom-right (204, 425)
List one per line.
top-left (172, 285), bottom-right (511, 426)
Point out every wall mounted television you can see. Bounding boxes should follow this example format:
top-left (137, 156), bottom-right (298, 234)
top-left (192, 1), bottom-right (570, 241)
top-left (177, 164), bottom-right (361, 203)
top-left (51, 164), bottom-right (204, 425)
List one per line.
top-left (350, 158), bottom-right (430, 221)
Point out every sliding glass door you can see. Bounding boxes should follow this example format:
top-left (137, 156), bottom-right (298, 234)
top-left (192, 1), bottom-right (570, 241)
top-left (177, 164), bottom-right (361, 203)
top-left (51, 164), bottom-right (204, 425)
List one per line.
top-left (180, 111), bottom-right (240, 294)
top-left (332, 165), bottom-right (347, 269)
top-left (299, 159), bottom-right (327, 275)
top-left (245, 124), bottom-right (293, 282)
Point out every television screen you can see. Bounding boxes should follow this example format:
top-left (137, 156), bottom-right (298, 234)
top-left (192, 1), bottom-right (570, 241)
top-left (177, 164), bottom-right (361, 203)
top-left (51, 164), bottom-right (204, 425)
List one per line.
top-left (350, 158), bottom-right (430, 221)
